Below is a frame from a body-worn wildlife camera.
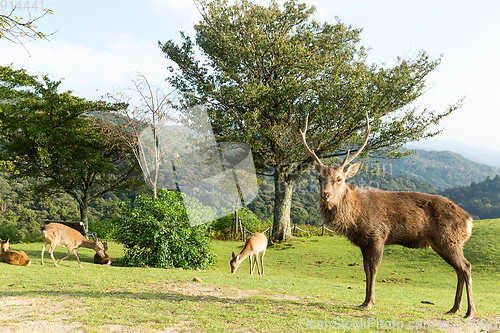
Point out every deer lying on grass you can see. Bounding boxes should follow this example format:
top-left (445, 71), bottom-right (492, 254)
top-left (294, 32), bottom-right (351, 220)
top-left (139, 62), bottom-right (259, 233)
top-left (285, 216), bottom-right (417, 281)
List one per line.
top-left (230, 232), bottom-right (267, 275)
top-left (41, 222), bottom-right (106, 268)
top-left (300, 111), bottom-right (476, 318)
top-left (0, 239), bottom-right (32, 266)
top-left (94, 241), bottom-right (112, 265)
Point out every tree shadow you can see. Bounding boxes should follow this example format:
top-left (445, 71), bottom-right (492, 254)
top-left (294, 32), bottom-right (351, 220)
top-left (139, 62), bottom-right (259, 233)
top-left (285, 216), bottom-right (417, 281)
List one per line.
top-left (0, 288), bottom-right (360, 314)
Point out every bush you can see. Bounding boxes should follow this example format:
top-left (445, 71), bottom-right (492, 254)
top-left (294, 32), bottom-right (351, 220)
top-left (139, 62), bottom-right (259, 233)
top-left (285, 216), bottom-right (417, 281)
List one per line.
top-left (88, 218), bottom-right (118, 240)
top-left (116, 190), bottom-right (215, 269)
top-left (0, 220), bottom-right (23, 243)
top-left (211, 207), bottom-right (268, 239)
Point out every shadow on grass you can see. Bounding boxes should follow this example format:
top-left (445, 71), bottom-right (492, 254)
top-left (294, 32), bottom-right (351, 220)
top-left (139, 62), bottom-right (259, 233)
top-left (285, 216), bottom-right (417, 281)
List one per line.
top-left (0, 288), bottom-right (361, 314)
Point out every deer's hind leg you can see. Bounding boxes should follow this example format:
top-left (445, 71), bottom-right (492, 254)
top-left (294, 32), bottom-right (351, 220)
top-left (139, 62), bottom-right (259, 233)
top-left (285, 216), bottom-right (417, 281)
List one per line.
top-left (41, 241), bottom-right (47, 265)
top-left (431, 243), bottom-right (475, 318)
top-left (47, 243), bottom-right (59, 267)
top-left (259, 249), bottom-right (265, 276)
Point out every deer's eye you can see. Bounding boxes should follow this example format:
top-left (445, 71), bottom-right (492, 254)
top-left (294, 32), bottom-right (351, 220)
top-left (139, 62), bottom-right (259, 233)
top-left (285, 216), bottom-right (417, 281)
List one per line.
top-left (336, 178), bottom-right (343, 184)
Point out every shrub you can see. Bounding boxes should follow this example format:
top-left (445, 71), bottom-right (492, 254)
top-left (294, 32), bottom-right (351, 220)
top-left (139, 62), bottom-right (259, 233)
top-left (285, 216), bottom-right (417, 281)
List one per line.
top-left (211, 207), bottom-right (268, 239)
top-left (88, 218), bottom-right (118, 240)
top-left (116, 190), bottom-right (215, 269)
top-left (0, 220), bottom-right (23, 243)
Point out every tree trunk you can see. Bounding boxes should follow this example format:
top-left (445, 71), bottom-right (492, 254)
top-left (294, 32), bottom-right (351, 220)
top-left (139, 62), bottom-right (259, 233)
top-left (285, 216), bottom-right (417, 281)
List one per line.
top-left (272, 168), bottom-right (296, 241)
top-left (76, 196), bottom-right (89, 233)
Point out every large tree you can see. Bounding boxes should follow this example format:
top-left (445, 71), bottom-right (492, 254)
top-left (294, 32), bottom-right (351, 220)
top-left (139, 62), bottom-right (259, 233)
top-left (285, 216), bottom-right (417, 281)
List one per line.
top-left (0, 65), bottom-right (141, 231)
top-left (160, 0), bottom-right (461, 241)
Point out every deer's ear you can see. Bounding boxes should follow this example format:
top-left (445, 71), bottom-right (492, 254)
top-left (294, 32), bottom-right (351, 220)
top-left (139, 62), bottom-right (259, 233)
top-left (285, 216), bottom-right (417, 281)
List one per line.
top-left (344, 161), bottom-right (361, 178)
top-left (314, 163), bottom-right (324, 173)
top-left (232, 252), bottom-right (236, 259)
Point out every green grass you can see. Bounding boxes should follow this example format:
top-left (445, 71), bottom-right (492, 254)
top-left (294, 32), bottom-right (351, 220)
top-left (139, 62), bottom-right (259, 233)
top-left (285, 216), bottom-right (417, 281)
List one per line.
top-left (1, 219), bottom-right (500, 332)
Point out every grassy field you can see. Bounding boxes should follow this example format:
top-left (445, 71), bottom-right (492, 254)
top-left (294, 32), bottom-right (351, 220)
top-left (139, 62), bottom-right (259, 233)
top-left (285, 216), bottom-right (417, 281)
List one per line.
top-left (1, 219), bottom-right (499, 332)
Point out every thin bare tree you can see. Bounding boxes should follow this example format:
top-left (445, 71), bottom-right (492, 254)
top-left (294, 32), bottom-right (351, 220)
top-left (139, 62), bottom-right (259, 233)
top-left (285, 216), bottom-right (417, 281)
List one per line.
top-left (90, 72), bottom-right (181, 198)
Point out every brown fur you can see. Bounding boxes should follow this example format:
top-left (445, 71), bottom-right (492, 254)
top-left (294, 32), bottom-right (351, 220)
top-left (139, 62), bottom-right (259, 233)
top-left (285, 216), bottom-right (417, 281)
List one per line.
top-left (0, 239), bottom-right (31, 266)
top-left (94, 242), bottom-right (111, 265)
top-left (315, 163), bottom-right (475, 318)
top-left (230, 232), bottom-right (267, 275)
top-left (41, 222), bottom-right (106, 268)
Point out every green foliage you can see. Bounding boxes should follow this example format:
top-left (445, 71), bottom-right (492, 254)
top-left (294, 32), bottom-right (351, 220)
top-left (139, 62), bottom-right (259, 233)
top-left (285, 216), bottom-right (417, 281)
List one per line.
top-left (116, 190), bottom-right (215, 269)
top-left (0, 65), bottom-right (142, 228)
top-left (161, 0), bottom-right (461, 240)
top-left (211, 207), bottom-right (268, 238)
top-left (0, 172), bottom-right (147, 243)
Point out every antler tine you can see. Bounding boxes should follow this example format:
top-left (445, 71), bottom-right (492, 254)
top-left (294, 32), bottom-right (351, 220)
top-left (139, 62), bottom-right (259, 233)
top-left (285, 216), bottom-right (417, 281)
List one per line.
top-left (340, 111), bottom-right (371, 168)
top-left (300, 113), bottom-right (324, 166)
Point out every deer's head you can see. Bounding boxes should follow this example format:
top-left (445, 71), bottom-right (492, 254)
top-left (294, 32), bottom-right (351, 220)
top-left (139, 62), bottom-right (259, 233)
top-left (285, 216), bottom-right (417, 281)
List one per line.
top-left (230, 252), bottom-right (240, 273)
top-left (300, 112), bottom-right (370, 204)
top-left (94, 237), bottom-right (107, 258)
top-left (0, 239), bottom-right (8, 252)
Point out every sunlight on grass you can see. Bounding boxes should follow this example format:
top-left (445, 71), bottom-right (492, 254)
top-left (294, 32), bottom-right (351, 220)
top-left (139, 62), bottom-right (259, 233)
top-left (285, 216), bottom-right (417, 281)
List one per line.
top-left (1, 219), bottom-right (499, 332)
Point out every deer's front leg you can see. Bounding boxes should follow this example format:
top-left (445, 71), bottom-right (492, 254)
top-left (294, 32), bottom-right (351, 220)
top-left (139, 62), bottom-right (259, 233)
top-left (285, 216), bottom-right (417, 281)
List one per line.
top-left (360, 244), bottom-right (384, 309)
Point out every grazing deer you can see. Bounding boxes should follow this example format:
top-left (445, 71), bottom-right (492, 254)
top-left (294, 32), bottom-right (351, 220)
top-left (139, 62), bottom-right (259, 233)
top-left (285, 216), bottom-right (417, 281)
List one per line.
top-left (41, 222), bottom-right (106, 268)
top-left (0, 239), bottom-right (32, 266)
top-left (230, 232), bottom-right (267, 275)
top-left (300, 111), bottom-right (476, 318)
top-left (94, 241), bottom-right (112, 265)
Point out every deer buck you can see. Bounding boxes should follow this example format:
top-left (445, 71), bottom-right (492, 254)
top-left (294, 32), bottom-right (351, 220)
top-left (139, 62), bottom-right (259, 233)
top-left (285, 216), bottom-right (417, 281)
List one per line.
top-left (0, 239), bottom-right (32, 266)
top-left (230, 232), bottom-right (267, 275)
top-left (300, 111), bottom-right (476, 318)
top-left (41, 222), bottom-right (106, 268)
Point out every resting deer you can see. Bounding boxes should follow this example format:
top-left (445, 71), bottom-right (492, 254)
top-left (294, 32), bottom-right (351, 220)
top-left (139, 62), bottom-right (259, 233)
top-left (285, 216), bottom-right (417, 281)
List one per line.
top-left (41, 222), bottom-right (106, 268)
top-left (230, 232), bottom-right (267, 275)
top-left (94, 241), bottom-right (112, 265)
top-left (0, 239), bottom-right (32, 266)
top-left (300, 111), bottom-right (476, 318)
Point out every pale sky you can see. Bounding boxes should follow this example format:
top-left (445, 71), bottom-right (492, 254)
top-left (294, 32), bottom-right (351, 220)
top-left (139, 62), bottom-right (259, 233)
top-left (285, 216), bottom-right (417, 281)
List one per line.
top-left (1, 0), bottom-right (499, 155)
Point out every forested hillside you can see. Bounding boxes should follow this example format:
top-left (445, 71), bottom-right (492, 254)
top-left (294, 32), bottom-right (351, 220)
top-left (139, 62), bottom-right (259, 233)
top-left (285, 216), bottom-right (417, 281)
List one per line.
top-left (388, 149), bottom-right (500, 189)
top-left (442, 175), bottom-right (500, 220)
top-left (0, 172), bottom-right (144, 242)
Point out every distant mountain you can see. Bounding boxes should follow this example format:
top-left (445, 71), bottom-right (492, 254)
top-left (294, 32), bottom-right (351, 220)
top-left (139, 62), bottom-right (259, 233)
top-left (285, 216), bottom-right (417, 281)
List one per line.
top-left (385, 149), bottom-right (500, 189)
top-left (407, 140), bottom-right (500, 168)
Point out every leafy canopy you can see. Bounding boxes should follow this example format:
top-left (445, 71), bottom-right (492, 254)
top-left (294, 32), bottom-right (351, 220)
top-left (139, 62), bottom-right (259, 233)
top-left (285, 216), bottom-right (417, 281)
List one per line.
top-left (161, 0), bottom-right (460, 175)
top-left (0, 65), bottom-right (141, 226)
top-left (160, 0), bottom-right (462, 241)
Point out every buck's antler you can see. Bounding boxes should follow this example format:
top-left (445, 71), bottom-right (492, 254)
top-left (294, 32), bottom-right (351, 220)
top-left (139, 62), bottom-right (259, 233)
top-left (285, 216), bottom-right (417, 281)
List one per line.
top-left (300, 114), bottom-right (325, 167)
top-left (340, 111), bottom-right (370, 168)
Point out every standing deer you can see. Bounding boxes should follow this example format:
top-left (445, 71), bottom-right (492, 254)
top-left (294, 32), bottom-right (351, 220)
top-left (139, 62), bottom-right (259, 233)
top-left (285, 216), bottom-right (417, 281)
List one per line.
top-left (0, 239), bottom-right (32, 266)
top-left (230, 232), bottom-right (267, 275)
top-left (300, 111), bottom-right (475, 318)
top-left (41, 223), bottom-right (106, 268)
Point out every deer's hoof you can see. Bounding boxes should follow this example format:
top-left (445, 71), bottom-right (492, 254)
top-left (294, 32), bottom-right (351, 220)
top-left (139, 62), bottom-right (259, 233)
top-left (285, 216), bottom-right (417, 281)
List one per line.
top-left (464, 310), bottom-right (475, 319)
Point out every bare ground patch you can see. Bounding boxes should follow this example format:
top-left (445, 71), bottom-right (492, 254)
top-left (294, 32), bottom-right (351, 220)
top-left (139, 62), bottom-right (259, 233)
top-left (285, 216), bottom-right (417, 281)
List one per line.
top-left (0, 296), bottom-right (85, 332)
